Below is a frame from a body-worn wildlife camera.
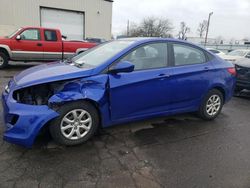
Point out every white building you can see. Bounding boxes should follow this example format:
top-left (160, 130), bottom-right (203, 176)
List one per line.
top-left (0, 0), bottom-right (113, 40)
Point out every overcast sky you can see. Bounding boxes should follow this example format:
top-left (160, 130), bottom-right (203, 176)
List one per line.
top-left (112, 0), bottom-right (250, 40)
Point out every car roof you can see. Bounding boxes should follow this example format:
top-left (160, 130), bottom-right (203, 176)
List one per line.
top-left (117, 37), bottom-right (202, 47)
top-left (23, 26), bottom-right (60, 31)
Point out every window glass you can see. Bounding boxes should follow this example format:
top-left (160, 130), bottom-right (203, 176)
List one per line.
top-left (209, 49), bottom-right (219, 54)
top-left (173, 44), bottom-right (206, 66)
top-left (44, 30), bottom-right (57, 41)
top-left (20, 29), bottom-right (40, 40)
top-left (121, 43), bottom-right (168, 70)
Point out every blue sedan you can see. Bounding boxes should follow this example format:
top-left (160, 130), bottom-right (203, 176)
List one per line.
top-left (2, 38), bottom-right (236, 147)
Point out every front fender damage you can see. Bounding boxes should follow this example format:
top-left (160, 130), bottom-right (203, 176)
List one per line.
top-left (8, 75), bottom-right (110, 147)
top-left (48, 74), bottom-right (110, 127)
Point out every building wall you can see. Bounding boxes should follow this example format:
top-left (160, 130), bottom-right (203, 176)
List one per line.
top-left (0, 0), bottom-right (112, 39)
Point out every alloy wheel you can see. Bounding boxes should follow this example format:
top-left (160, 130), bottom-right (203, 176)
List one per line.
top-left (206, 94), bottom-right (221, 116)
top-left (60, 109), bottom-right (92, 140)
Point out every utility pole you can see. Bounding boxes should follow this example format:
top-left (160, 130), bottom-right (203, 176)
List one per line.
top-left (127, 20), bottom-right (130, 37)
top-left (204, 12), bottom-right (213, 47)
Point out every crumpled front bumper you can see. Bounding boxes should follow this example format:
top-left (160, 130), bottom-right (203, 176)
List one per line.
top-left (1, 90), bottom-right (59, 148)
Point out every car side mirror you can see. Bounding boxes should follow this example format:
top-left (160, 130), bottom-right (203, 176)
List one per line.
top-left (109, 61), bottom-right (134, 74)
top-left (16, 35), bottom-right (21, 40)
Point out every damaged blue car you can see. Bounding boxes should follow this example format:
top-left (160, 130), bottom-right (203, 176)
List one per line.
top-left (2, 38), bottom-right (236, 147)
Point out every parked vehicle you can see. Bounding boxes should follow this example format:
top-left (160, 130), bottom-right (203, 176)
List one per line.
top-left (2, 38), bottom-right (236, 147)
top-left (235, 58), bottom-right (250, 93)
top-left (220, 49), bottom-right (250, 62)
top-left (206, 48), bottom-right (225, 56)
top-left (0, 27), bottom-right (96, 68)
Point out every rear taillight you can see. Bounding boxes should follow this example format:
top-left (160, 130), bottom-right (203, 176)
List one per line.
top-left (227, 67), bottom-right (236, 76)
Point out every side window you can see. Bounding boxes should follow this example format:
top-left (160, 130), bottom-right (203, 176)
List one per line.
top-left (209, 49), bottom-right (219, 54)
top-left (121, 43), bottom-right (168, 71)
top-left (44, 30), bottom-right (57, 41)
top-left (173, 43), bottom-right (206, 66)
top-left (20, 29), bottom-right (40, 40)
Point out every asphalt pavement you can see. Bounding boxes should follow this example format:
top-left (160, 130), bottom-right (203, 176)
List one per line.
top-left (0, 62), bottom-right (250, 188)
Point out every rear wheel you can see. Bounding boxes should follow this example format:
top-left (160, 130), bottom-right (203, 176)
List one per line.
top-left (0, 52), bottom-right (9, 69)
top-left (49, 101), bottom-right (99, 146)
top-left (198, 89), bottom-right (223, 120)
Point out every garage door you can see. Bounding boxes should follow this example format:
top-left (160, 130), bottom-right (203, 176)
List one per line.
top-left (41, 7), bottom-right (84, 40)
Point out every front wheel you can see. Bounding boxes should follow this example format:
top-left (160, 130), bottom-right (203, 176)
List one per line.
top-left (198, 89), bottom-right (224, 120)
top-left (0, 52), bottom-right (9, 69)
top-left (49, 101), bottom-right (99, 146)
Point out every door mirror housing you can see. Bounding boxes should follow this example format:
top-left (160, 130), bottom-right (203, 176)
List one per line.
top-left (109, 61), bottom-right (134, 74)
top-left (16, 35), bottom-right (21, 40)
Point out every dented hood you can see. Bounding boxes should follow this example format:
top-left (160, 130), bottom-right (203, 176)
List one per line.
top-left (14, 61), bottom-right (94, 88)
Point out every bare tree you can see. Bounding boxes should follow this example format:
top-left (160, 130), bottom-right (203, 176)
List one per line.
top-left (178, 22), bottom-right (190, 40)
top-left (128, 17), bottom-right (173, 37)
top-left (197, 20), bottom-right (208, 38)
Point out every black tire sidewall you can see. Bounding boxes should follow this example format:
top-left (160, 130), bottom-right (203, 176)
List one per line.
top-left (49, 101), bottom-right (99, 146)
top-left (0, 52), bottom-right (9, 69)
top-left (199, 89), bottom-right (224, 120)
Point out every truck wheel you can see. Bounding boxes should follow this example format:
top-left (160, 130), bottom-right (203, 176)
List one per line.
top-left (49, 101), bottom-right (99, 146)
top-left (198, 89), bottom-right (224, 120)
top-left (0, 52), bottom-right (9, 69)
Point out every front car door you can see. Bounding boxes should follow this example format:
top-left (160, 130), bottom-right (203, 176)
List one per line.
top-left (108, 42), bottom-right (175, 121)
top-left (168, 42), bottom-right (214, 111)
top-left (11, 28), bottom-right (43, 60)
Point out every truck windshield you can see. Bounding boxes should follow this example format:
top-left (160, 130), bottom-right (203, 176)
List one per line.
top-left (7, 28), bottom-right (22, 38)
top-left (70, 40), bottom-right (134, 67)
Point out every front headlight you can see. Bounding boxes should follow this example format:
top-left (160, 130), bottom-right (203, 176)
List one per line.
top-left (4, 84), bottom-right (10, 93)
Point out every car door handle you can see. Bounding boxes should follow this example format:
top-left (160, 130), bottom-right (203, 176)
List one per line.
top-left (158, 73), bottom-right (170, 78)
top-left (37, 43), bottom-right (43, 47)
top-left (204, 66), bottom-right (210, 71)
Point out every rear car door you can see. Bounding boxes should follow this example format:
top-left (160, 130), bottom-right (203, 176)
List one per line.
top-left (169, 42), bottom-right (213, 111)
top-left (109, 42), bottom-right (175, 120)
top-left (11, 28), bottom-right (43, 60)
top-left (42, 29), bottom-right (63, 60)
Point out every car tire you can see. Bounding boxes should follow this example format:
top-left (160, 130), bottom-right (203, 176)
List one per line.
top-left (49, 101), bottom-right (99, 146)
top-left (234, 86), bottom-right (243, 96)
top-left (198, 89), bottom-right (224, 120)
top-left (0, 52), bottom-right (9, 69)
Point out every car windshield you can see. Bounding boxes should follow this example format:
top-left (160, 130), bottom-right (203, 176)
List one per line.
top-left (227, 50), bottom-right (247, 56)
top-left (6, 28), bottom-right (22, 38)
top-left (70, 40), bottom-right (134, 68)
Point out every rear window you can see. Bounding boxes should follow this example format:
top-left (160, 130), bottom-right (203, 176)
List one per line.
top-left (173, 43), bottom-right (206, 66)
top-left (44, 30), bottom-right (57, 41)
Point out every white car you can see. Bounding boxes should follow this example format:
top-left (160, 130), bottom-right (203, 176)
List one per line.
top-left (220, 49), bottom-right (250, 63)
top-left (207, 48), bottom-right (225, 56)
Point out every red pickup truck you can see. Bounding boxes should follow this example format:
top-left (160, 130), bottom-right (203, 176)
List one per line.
top-left (0, 27), bottom-right (96, 69)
